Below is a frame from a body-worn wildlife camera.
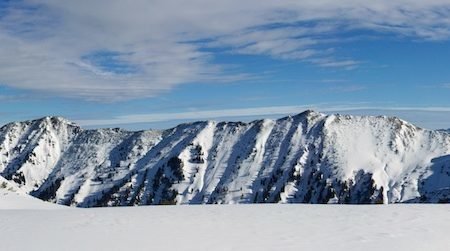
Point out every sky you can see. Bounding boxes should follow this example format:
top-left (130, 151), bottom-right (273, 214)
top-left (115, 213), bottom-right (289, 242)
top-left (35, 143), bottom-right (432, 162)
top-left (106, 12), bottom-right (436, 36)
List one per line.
top-left (1, 0), bottom-right (450, 130)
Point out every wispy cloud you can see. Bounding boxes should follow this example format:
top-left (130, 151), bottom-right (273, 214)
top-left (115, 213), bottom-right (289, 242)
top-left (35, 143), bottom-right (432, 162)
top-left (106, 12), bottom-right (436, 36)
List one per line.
top-left (326, 85), bottom-right (367, 93)
top-left (0, 93), bottom-right (33, 102)
top-left (75, 104), bottom-right (450, 129)
top-left (1, 1), bottom-right (450, 101)
top-left (419, 83), bottom-right (450, 89)
top-left (76, 105), bottom-right (315, 126)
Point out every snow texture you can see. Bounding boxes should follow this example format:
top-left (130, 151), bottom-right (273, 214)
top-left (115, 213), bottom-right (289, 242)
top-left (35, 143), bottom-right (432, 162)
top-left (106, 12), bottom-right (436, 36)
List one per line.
top-left (1, 111), bottom-right (449, 206)
top-left (0, 203), bottom-right (449, 251)
top-left (0, 176), bottom-right (62, 209)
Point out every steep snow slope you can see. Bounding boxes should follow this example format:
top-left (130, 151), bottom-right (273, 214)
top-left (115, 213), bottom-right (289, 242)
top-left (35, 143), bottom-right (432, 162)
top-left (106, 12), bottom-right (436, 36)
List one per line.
top-left (1, 111), bottom-right (449, 206)
top-left (0, 176), bottom-right (62, 209)
top-left (0, 117), bottom-right (77, 193)
top-left (0, 204), bottom-right (449, 251)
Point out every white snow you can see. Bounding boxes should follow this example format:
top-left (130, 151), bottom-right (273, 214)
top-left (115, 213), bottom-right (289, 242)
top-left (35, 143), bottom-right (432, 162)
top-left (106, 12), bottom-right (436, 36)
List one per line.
top-left (0, 203), bottom-right (448, 251)
top-left (0, 177), bottom-right (62, 209)
top-left (1, 112), bottom-right (450, 205)
top-left (322, 114), bottom-right (450, 202)
top-left (1, 114), bottom-right (450, 250)
top-left (177, 121), bottom-right (216, 203)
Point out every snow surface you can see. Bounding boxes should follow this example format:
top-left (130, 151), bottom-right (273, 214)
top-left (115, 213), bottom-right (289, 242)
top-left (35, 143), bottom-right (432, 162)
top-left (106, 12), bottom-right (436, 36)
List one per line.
top-left (1, 119), bottom-right (449, 251)
top-left (1, 111), bottom-right (450, 206)
top-left (0, 176), bottom-right (62, 209)
top-left (0, 203), bottom-right (449, 251)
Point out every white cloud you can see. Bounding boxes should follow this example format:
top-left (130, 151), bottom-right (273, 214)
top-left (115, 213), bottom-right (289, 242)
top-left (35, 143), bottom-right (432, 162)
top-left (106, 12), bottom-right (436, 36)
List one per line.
top-left (1, 0), bottom-right (450, 100)
top-left (326, 84), bottom-right (366, 93)
top-left (75, 104), bottom-right (450, 130)
top-left (76, 105), bottom-right (315, 126)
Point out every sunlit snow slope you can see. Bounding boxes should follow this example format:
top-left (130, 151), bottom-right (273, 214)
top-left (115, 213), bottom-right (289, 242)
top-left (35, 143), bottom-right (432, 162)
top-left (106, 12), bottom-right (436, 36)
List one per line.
top-left (0, 176), bottom-right (62, 209)
top-left (1, 111), bottom-right (449, 206)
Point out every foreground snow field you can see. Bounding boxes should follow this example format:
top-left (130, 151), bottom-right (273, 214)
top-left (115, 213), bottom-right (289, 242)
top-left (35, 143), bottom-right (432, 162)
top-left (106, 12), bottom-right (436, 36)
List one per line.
top-left (0, 199), bottom-right (449, 251)
top-left (0, 177), bottom-right (63, 210)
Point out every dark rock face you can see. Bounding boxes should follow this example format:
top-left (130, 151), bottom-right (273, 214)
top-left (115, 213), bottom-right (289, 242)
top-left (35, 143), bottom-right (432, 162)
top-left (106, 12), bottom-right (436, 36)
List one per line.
top-left (1, 112), bottom-right (449, 207)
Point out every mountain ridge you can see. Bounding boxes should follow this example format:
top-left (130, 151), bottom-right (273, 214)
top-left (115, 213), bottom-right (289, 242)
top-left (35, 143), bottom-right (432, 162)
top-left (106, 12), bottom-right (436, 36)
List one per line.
top-left (1, 110), bottom-right (449, 206)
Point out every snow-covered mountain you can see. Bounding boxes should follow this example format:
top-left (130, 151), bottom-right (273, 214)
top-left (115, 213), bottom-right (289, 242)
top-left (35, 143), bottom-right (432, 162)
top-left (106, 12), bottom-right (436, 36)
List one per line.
top-left (0, 176), bottom-right (62, 209)
top-left (1, 111), bottom-right (449, 207)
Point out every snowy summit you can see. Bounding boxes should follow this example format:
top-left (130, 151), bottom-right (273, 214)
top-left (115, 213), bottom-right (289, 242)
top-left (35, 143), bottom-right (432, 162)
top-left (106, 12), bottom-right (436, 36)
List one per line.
top-left (1, 111), bottom-right (449, 207)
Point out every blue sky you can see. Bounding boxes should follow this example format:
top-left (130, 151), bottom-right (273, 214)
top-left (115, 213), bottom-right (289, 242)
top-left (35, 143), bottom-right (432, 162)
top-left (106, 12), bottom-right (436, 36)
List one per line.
top-left (1, 0), bottom-right (450, 129)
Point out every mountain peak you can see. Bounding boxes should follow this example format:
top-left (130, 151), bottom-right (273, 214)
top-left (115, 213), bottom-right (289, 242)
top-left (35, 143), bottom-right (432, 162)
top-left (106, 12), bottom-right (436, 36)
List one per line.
top-left (1, 111), bottom-right (450, 206)
top-left (35, 116), bottom-right (75, 125)
top-left (292, 109), bottom-right (324, 119)
top-left (5, 116), bottom-right (80, 131)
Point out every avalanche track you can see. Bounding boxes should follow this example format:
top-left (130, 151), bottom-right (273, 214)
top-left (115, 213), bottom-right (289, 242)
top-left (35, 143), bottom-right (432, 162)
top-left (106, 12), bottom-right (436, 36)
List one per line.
top-left (1, 110), bottom-right (449, 206)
